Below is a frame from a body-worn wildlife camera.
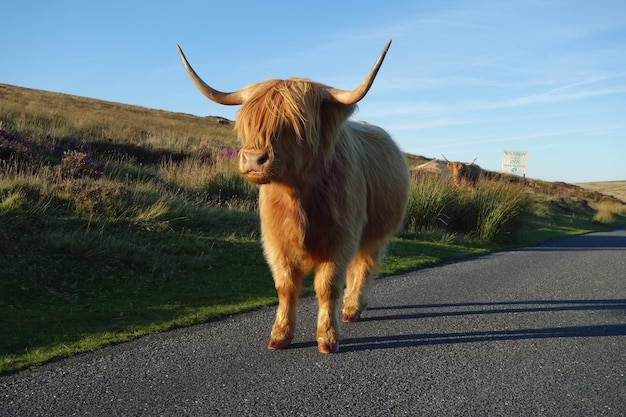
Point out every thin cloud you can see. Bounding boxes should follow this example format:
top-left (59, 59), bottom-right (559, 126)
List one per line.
top-left (496, 85), bottom-right (626, 109)
top-left (402, 123), bottom-right (626, 152)
top-left (547, 71), bottom-right (626, 94)
top-left (364, 82), bottom-right (626, 118)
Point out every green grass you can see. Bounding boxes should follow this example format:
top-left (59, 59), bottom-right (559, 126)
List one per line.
top-left (1, 83), bottom-right (624, 374)
top-left (0, 214), bottom-right (269, 371)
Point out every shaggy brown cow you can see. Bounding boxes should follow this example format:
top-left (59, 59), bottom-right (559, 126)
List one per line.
top-left (443, 156), bottom-right (482, 190)
top-left (177, 41), bottom-right (409, 353)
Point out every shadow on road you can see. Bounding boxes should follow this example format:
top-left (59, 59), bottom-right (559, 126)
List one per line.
top-left (341, 324), bottom-right (626, 352)
top-left (338, 299), bottom-right (626, 352)
top-left (360, 299), bottom-right (626, 321)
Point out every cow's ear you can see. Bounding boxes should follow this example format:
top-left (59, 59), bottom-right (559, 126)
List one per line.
top-left (318, 102), bottom-right (355, 159)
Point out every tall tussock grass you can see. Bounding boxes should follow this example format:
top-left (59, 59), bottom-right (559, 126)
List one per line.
top-left (405, 172), bottom-right (457, 232)
top-left (592, 200), bottom-right (626, 225)
top-left (470, 181), bottom-right (530, 241)
top-left (406, 172), bottom-right (531, 242)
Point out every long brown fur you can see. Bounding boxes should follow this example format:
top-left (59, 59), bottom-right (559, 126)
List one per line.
top-left (447, 161), bottom-right (482, 190)
top-left (235, 78), bottom-right (409, 353)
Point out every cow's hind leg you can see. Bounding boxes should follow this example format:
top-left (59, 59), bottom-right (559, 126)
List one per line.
top-left (268, 268), bottom-right (303, 350)
top-left (342, 243), bottom-right (385, 322)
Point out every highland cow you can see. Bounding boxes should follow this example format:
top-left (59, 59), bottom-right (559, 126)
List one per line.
top-left (443, 155), bottom-right (482, 190)
top-left (177, 41), bottom-right (409, 353)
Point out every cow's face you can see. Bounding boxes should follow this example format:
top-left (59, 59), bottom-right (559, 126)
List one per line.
top-left (447, 162), bottom-right (467, 184)
top-left (235, 80), bottom-right (329, 185)
top-left (238, 125), bottom-right (304, 186)
top-left (447, 162), bottom-right (463, 176)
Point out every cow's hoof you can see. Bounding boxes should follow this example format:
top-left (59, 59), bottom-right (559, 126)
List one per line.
top-left (341, 311), bottom-right (361, 323)
top-left (267, 338), bottom-right (292, 350)
top-left (317, 340), bottom-right (340, 354)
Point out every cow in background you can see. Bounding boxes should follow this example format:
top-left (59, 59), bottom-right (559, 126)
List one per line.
top-left (443, 155), bottom-right (482, 190)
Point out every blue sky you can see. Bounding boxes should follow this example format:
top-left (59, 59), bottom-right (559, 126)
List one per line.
top-left (3, 0), bottom-right (625, 182)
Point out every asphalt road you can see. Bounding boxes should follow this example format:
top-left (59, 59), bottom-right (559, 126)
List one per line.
top-left (2, 228), bottom-right (625, 416)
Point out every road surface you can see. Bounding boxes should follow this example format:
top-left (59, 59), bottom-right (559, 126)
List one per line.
top-left (2, 228), bottom-right (625, 416)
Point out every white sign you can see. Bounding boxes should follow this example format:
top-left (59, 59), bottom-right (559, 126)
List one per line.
top-left (502, 150), bottom-right (528, 175)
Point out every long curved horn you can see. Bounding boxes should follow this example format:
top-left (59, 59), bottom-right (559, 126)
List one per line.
top-left (323, 40), bottom-right (392, 105)
top-left (176, 45), bottom-right (246, 105)
top-left (441, 154), bottom-right (450, 162)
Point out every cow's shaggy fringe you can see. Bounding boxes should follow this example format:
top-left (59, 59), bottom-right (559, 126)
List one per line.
top-left (237, 79), bottom-right (354, 170)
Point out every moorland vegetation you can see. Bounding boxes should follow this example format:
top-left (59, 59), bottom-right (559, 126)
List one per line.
top-left (1, 83), bottom-right (624, 373)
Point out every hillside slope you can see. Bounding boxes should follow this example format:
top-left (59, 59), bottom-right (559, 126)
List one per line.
top-left (575, 181), bottom-right (626, 204)
top-left (0, 83), bottom-right (239, 151)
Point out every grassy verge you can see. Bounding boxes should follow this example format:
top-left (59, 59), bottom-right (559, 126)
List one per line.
top-left (1, 216), bottom-right (274, 372)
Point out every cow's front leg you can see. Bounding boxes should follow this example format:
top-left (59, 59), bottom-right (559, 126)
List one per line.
top-left (314, 262), bottom-right (345, 353)
top-left (268, 268), bottom-right (303, 350)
